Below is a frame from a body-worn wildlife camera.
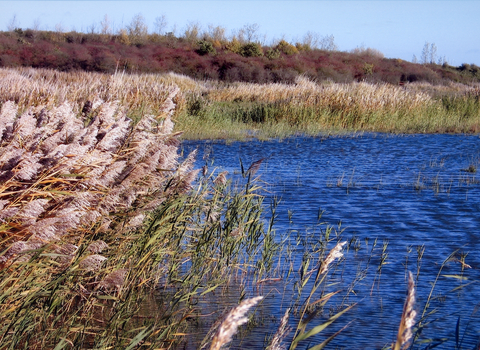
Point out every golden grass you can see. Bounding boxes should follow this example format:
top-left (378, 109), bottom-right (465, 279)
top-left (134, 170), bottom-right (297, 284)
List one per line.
top-left (3, 67), bottom-right (480, 139)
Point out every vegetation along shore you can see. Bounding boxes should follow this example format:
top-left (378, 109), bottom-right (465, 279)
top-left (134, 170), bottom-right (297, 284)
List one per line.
top-left (0, 19), bottom-right (479, 349)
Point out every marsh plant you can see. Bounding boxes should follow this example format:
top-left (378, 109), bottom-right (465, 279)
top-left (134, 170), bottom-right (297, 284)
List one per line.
top-left (0, 81), bottom-right (278, 348)
top-left (0, 67), bottom-right (478, 349)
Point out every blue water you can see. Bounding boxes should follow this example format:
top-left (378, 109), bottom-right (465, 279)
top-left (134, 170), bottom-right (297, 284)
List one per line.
top-left (180, 134), bottom-right (480, 349)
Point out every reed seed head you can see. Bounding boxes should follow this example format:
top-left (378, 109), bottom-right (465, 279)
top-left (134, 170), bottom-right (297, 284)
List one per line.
top-left (394, 271), bottom-right (417, 350)
top-left (267, 308), bottom-right (291, 350)
top-left (209, 296), bottom-right (263, 350)
top-left (319, 241), bottom-right (347, 275)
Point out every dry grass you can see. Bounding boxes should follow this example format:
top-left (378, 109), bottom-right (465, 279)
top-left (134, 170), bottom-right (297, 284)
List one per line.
top-left (0, 67), bottom-right (476, 348)
top-left (0, 70), bottom-right (277, 348)
top-left (0, 67), bottom-right (207, 119)
top-left (0, 85), bottom-right (195, 267)
top-left (3, 67), bottom-right (480, 140)
top-left (208, 76), bottom-right (433, 114)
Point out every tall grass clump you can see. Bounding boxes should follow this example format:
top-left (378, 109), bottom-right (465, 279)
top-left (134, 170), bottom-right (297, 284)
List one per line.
top-left (0, 77), bottom-right (277, 348)
top-left (182, 76), bottom-right (480, 138)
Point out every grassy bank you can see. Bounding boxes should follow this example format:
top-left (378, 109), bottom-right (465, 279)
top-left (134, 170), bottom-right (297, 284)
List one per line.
top-left (178, 76), bottom-right (480, 139)
top-left (1, 67), bottom-right (479, 141)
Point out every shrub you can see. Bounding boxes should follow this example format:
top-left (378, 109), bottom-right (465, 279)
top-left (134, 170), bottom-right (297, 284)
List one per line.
top-left (196, 40), bottom-right (216, 56)
top-left (295, 42), bottom-right (311, 52)
top-left (240, 42), bottom-right (263, 57)
top-left (224, 37), bottom-right (242, 54)
top-left (265, 48), bottom-right (281, 60)
top-left (274, 39), bottom-right (299, 55)
top-left (363, 63), bottom-right (374, 76)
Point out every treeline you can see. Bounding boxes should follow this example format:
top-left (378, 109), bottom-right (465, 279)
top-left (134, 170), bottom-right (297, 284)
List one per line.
top-left (1, 22), bottom-right (479, 85)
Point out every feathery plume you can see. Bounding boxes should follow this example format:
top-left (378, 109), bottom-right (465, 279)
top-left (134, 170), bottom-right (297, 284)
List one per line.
top-left (247, 157), bottom-right (265, 177)
top-left (267, 308), bottom-right (291, 350)
top-left (97, 269), bottom-right (127, 292)
top-left (214, 171), bottom-right (228, 187)
top-left (0, 101), bottom-right (17, 141)
top-left (209, 296), bottom-right (263, 350)
top-left (394, 271), bottom-right (417, 350)
top-left (319, 241), bottom-right (347, 275)
top-left (0, 79), bottom-right (199, 273)
top-left (79, 254), bottom-right (107, 272)
top-left (86, 240), bottom-right (109, 254)
top-left (16, 199), bottom-right (50, 225)
top-left (14, 153), bottom-right (43, 181)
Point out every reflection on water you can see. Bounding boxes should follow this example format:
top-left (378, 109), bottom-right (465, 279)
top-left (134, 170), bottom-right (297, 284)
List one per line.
top-left (176, 134), bottom-right (480, 349)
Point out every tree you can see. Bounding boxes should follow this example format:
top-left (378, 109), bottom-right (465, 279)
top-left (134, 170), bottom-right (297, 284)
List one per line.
top-left (319, 34), bottom-right (338, 51)
top-left (421, 42), bottom-right (438, 64)
top-left (154, 15), bottom-right (167, 35)
top-left (32, 18), bottom-right (41, 31)
top-left (205, 24), bottom-right (227, 44)
top-left (429, 43), bottom-right (437, 64)
top-left (421, 42), bottom-right (430, 64)
top-left (302, 31), bottom-right (320, 50)
top-left (238, 23), bottom-right (260, 43)
top-left (7, 14), bottom-right (19, 31)
top-left (275, 40), bottom-right (298, 55)
top-left (100, 14), bottom-right (112, 35)
top-left (240, 42), bottom-right (263, 57)
top-left (183, 21), bottom-right (201, 42)
top-left (127, 13), bottom-right (148, 44)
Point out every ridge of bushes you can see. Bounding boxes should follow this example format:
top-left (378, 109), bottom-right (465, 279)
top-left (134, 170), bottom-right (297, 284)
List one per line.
top-left (1, 28), bottom-right (479, 85)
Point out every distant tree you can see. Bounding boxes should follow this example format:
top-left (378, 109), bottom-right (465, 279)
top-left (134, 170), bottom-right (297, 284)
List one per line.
top-left (100, 14), bottom-right (112, 35)
top-left (429, 43), bottom-right (437, 64)
top-left (127, 13), bottom-right (148, 44)
top-left (7, 14), bottom-right (19, 31)
top-left (87, 22), bottom-right (97, 34)
top-left (412, 54), bottom-right (418, 64)
top-left (32, 18), bottom-right (41, 31)
top-left (238, 23), bottom-right (260, 43)
top-left (319, 34), bottom-right (338, 51)
top-left (421, 42), bottom-right (438, 64)
top-left (302, 31), bottom-right (320, 50)
top-left (274, 40), bottom-right (299, 55)
top-left (154, 15), bottom-right (168, 35)
top-left (421, 42), bottom-right (430, 64)
top-left (225, 37), bottom-right (242, 54)
top-left (265, 48), bottom-right (281, 59)
top-left (183, 21), bottom-right (201, 42)
top-left (118, 29), bottom-right (130, 45)
top-left (205, 24), bottom-right (227, 45)
top-left (240, 42), bottom-right (263, 57)
top-left (351, 45), bottom-right (383, 58)
top-left (196, 40), bottom-right (216, 55)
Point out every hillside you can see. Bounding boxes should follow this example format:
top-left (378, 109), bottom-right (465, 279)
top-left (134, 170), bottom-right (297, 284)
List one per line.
top-left (1, 28), bottom-right (479, 85)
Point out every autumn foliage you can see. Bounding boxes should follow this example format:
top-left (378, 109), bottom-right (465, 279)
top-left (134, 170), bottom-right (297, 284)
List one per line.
top-left (1, 29), bottom-right (479, 85)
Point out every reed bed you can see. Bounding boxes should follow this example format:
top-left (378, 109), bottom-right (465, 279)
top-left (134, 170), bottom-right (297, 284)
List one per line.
top-left (1, 67), bottom-right (478, 349)
top-left (2, 67), bottom-right (480, 139)
top-left (0, 68), bottom-right (207, 121)
top-left (184, 76), bottom-right (480, 137)
top-left (0, 74), bottom-right (277, 348)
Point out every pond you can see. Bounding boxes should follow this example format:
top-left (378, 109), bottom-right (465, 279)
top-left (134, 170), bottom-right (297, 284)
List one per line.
top-left (179, 133), bottom-right (480, 349)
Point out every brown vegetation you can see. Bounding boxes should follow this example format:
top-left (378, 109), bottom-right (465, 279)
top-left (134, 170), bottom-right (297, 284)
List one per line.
top-left (1, 28), bottom-right (479, 85)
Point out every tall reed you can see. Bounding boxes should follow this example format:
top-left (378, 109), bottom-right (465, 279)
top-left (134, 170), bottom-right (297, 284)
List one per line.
top-left (0, 75), bottom-right (277, 348)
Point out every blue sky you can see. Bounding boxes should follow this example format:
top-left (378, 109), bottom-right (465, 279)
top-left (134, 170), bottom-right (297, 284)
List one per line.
top-left (1, 1), bottom-right (479, 65)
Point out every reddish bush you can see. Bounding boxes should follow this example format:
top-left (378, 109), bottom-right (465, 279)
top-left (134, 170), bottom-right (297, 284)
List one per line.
top-left (0, 30), bottom-right (478, 85)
